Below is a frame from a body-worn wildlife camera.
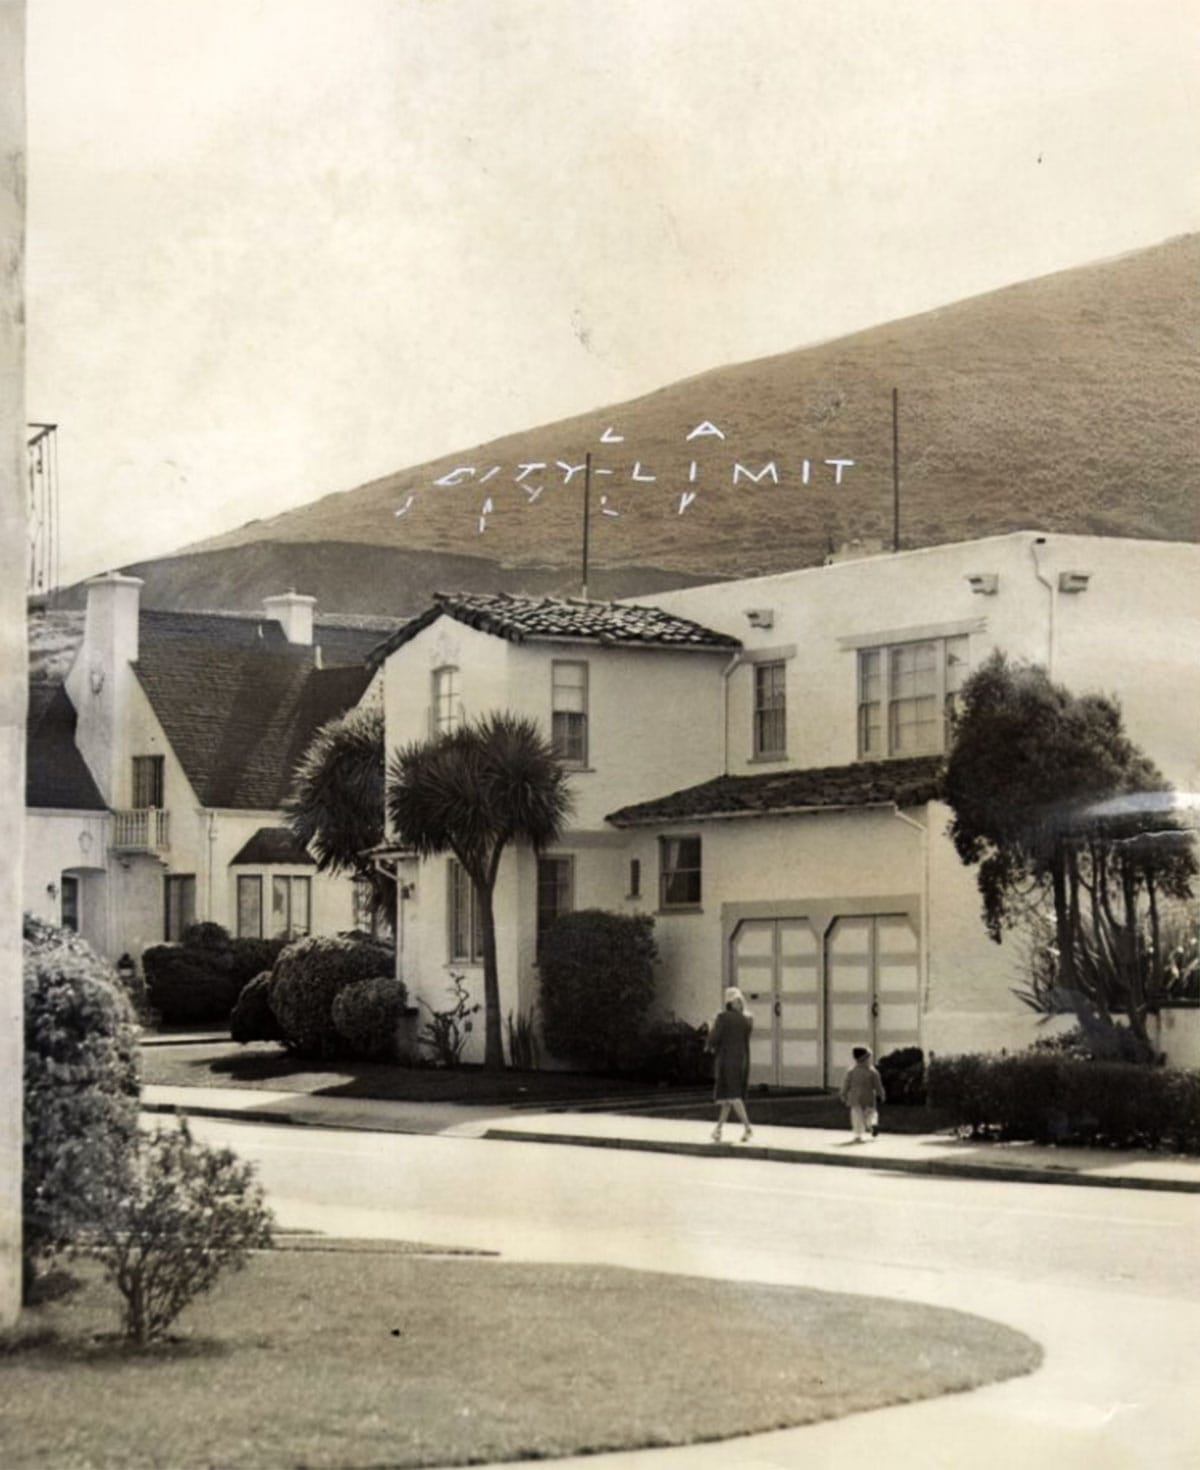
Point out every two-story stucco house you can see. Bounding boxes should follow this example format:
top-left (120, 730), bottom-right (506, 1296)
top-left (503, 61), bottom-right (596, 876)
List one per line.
top-left (25, 573), bottom-right (396, 961)
top-left (378, 532), bottom-right (1200, 1075)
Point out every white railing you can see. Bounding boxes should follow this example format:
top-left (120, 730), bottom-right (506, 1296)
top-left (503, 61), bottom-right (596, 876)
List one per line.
top-left (111, 807), bottom-right (170, 853)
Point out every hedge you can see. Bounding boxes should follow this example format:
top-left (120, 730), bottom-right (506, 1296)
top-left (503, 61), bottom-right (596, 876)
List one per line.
top-left (538, 911), bottom-right (658, 1071)
top-left (927, 1051), bottom-right (1200, 1153)
top-left (144, 925), bottom-right (289, 1026)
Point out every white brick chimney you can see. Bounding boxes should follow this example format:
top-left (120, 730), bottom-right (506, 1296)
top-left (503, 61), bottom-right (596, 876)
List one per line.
top-left (65, 571), bottom-right (144, 807)
top-left (263, 591), bottom-right (316, 645)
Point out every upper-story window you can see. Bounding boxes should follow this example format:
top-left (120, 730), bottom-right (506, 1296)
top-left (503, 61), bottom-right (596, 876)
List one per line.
top-left (432, 665), bottom-right (462, 735)
top-left (132, 754), bottom-right (164, 808)
top-left (551, 661), bottom-right (588, 766)
top-left (858, 635), bottom-right (969, 759)
top-left (753, 662), bottom-right (787, 758)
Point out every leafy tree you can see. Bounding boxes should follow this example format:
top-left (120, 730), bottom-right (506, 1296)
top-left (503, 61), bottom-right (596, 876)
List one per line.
top-left (387, 713), bottom-right (572, 1068)
top-left (285, 702), bottom-right (394, 929)
top-left (944, 652), bottom-right (1196, 1056)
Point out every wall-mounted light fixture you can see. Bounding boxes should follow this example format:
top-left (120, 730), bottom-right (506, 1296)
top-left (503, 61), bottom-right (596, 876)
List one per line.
top-left (89, 666), bottom-right (105, 695)
top-left (1058, 571), bottom-right (1091, 594)
top-left (965, 573), bottom-right (999, 595)
top-left (744, 608), bottom-right (775, 629)
top-left (46, 881), bottom-right (58, 900)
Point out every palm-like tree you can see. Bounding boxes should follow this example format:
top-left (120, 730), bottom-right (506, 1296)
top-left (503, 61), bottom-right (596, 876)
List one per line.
top-left (387, 712), bottom-right (572, 1068)
top-left (285, 703), bottom-right (393, 929)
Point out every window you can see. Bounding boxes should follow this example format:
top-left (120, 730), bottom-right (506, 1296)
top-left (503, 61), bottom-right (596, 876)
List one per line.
top-left (448, 859), bottom-right (483, 963)
top-left (237, 876), bottom-right (263, 938)
top-left (551, 661), bottom-right (588, 765)
top-left (60, 874), bottom-right (80, 933)
top-left (858, 635), bottom-right (968, 758)
top-left (753, 661), bottom-right (787, 757)
top-left (164, 874), bottom-right (196, 941)
top-left (628, 858), bottom-right (641, 899)
top-left (132, 754), bottom-right (165, 808)
top-left (659, 836), bottom-right (702, 910)
top-left (432, 666), bottom-right (462, 735)
top-left (536, 856), bottom-right (574, 957)
top-left (270, 875), bottom-right (311, 939)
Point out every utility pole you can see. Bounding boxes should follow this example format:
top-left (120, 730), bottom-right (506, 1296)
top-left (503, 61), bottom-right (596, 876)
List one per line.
top-left (892, 387), bottom-right (901, 553)
top-left (580, 451), bottom-right (591, 601)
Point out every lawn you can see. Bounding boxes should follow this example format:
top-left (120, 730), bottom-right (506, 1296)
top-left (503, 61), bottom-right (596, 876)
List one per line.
top-left (139, 1038), bottom-right (955, 1131)
top-left (3, 1244), bottom-right (1040, 1470)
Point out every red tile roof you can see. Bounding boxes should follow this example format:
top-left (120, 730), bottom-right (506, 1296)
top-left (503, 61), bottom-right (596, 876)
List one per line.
top-left (366, 591), bottom-right (740, 667)
top-left (606, 755), bottom-right (945, 827)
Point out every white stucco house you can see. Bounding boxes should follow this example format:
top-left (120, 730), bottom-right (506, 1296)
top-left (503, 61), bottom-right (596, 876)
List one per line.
top-left (375, 531), bottom-right (1200, 1076)
top-left (25, 573), bottom-right (396, 962)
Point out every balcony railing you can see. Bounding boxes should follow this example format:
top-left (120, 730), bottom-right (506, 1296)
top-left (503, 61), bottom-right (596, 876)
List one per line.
top-left (111, 808), bottom-right (170, 854)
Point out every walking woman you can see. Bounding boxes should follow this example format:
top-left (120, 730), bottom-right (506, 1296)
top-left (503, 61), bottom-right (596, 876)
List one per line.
top-left (707, 986), bottom-right (754, 1143)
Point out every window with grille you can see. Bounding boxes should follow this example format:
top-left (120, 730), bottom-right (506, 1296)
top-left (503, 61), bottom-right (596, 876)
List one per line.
top-left (270, 875), bottom-right (312, 939)
top-left (858, 635), bottom-right (968, 758)
top-left (448, 859), bottom-right (483, 963)
top-left (432, 666), bottom-right (462, 735)
top-left (753, 661), bottom-right (787, 757)
top-left (551, 661), bottom-right (588, 766)
top-left (659, 836), bottom-right (702, 910)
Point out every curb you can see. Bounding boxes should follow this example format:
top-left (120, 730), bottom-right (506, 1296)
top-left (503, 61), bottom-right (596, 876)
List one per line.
top-left (480, 1127), bottom-right (1200, 1195)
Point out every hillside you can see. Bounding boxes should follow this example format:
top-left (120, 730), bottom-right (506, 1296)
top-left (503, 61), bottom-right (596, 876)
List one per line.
top-left (99, 234), bottom-right (1200, 610)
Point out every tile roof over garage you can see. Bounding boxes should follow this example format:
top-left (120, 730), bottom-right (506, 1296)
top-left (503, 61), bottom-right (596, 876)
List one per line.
top-left (26, 683), bottom-right (107, 811)
top-left (606, 755), bottom-right (945, 827)
top-left (366, 592), bottom-right (740, 667)
top-left (133, 617), bottom-right (374, 809)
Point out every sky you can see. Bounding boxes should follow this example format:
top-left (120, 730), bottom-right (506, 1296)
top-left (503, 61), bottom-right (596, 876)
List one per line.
top-left (25, 0), bottom-right (1200, 584)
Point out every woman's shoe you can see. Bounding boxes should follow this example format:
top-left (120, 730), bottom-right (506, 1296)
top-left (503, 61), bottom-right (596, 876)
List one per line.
top-left (711, 1127), bottom-right (723, 1143)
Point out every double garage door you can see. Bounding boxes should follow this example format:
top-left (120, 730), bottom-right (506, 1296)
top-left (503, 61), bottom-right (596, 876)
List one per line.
top-left (730, 914), bottom-right (920, 1088)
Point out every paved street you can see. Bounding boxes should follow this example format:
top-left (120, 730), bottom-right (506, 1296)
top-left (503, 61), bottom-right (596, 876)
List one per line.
top-left (181, 1116), bottom-right (1200, 1469)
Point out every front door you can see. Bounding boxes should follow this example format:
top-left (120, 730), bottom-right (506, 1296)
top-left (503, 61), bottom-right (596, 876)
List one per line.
top-left (824, 914), bottom-right (920, 1085)
top-left (729, 918), bottom-right (820, 1086)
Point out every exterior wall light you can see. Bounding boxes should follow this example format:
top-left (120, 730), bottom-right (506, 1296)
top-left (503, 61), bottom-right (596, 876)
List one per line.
top-left (965, 573), bottom-right (999, 595)
top-left (1058, 572), bottom-right (1091, 594)
top-left (744, 608), bottom-right (775, 628)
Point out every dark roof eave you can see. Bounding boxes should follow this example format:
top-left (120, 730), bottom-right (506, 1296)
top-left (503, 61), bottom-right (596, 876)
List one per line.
top-left (606, 797), bottom-right (938, 829)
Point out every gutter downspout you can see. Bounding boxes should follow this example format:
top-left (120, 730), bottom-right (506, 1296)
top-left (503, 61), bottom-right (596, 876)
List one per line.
top-left (1031, 536), bottom-right (1056, 676)
top-left (891, 805), bottom-right (932, 1017)
top-left (720, 652), bottom-right (745, 775)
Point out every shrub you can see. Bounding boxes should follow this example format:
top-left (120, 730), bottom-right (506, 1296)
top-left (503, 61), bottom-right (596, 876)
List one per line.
top-left (22, 916), bottom-right (141, 1292)
top-left (229, 971), bottom-right (283, 1044)
top-left (228, 935), bottom-right (289, 991)
top-left (420, 973), bottom-right (481, 1067)
top-left (142, 943), bottom-right (238, 1027)
top-left (268, 934), bottom-right (393, 1057)
top-left (74, 1119), bottom-right (274, 1344)
top-left (539, 911), bottom-right (658, 1072)
top-left (332, 975), bottom-right (410, 1060)
top-left (877, 1047), bottom-right (927, 1106)
top-left (635, 1015), bottom-right (712, 1086)
top-left (927, 1051), bottom-right (1200, 1152)
top-left (506, 1008), bottom-right (540, 1070)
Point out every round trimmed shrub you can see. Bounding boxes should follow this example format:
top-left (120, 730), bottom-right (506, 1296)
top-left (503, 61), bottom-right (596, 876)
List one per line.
top-left (539, 910), bottom-right (658, 1072)
top-left (228, 935), bottom-right (288, 992)
top-left (22, 915), bottom-right (142, 1290)
top-left (268, 934), bottom-right (393, 1057)
top-left (331, 975), bottom-right (410, 1060)
top-left (229, 971), bottom-right (283, 1044)
top-left (877, 1046), bottom-right (927, 1106)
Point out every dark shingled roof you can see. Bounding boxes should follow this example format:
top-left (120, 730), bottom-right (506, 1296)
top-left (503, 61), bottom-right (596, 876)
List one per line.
top-left (136, 609), bottom-right (402, 668)
top-left (26, 683), bottom-right (107, 811)
top-left (606, 755), bottom-right (945, 827)
top-left (229, 827), bottom-right (316, 866)
top-left (133, 622), bottom-right (374, 809)
top-left (366, 592), bottom-right (740, 668)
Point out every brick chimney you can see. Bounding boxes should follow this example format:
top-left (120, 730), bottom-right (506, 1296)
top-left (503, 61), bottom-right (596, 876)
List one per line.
top-left (65, 571), bottom-right (144, 806)
top-left (263, 591), bottom-right (316, 645)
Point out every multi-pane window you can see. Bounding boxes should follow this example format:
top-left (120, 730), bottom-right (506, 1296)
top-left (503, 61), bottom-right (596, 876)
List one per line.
top-left (60, 874), bottom-right (80, 933)
top-left (270, 875), bottom-right (312, 939)
top-left (659, 836), bottom-right (702, 910)
top-left (536, 856), bottom-right (574, 957)
top-left (551, 661), bottom-right (588, 765)
top-left (858, 635), bottom-right (969, 758)
top-left (448, 859), bottom-right (483, 963)
top-left (753, 662), bottom-right (787, 757)
top-left (432, 666), bottom-right (462, 735)
top-left (164, 874), bottom-right (196, 941)
top-left (237, 876), bottom-right (263, 938)
top-left (132, 754), bottom-right (165, 808)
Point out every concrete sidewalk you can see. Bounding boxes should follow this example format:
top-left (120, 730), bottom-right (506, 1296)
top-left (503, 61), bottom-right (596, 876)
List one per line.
top-left (141, 1083), bottom-right (1200, 1194)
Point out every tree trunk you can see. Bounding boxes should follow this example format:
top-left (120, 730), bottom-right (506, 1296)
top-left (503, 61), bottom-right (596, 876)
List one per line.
top-left (478, 884), bottom-right (505, 1070)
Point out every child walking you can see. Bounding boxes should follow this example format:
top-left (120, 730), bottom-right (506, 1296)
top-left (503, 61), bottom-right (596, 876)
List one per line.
top-left (840, 1045), bottom-right (885, 1142)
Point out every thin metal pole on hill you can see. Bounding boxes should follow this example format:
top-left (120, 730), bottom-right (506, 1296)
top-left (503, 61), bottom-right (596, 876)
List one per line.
top-left (892, 387), bottom-right (901, 552)
top-left (581, 451), bottom-right (591, 600)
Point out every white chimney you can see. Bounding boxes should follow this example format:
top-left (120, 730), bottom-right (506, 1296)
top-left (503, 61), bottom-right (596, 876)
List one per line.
top-left (263, 591), bottom-right (316, 645)
top-left (65, 571), bottom-right (144, 807)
